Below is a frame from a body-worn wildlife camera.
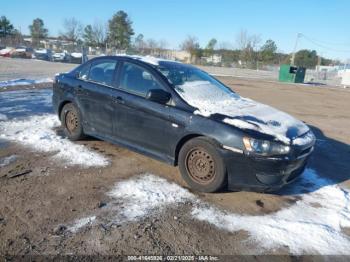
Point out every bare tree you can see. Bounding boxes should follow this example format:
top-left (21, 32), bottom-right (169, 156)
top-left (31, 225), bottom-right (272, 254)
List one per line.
top-left (236, 29), bottom-right (261, 68)
top-left (134, 36), bottom-right (167, 55)
top-left (60, 18), bottom-right (83, 44)
top-left (180, 35), bottom-right (200, 62)
top-left (134, 34), bottom-right (146, 52)
top-left (249, 34), bottom-right (261, 51)
top-left (158, 39), bottom-right (168, 50)
top-left (146, 38), bottom-right (158, 52)
top-left (235, 29), bottom-right (249, 51)
top-left (92, 20), bottom-right (107, 47)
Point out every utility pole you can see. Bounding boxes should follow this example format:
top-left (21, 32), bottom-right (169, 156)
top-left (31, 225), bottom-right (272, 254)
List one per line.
top-left (291, 33), bottom-right (302, 66)
top-left (317, 52), bottom-right (323, 70)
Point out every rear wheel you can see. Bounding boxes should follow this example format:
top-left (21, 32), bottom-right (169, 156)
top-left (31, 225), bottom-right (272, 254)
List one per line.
top-left (60, 103), bottom-right (85, 141)
top-left (178, 137), bottom-right (227, 193)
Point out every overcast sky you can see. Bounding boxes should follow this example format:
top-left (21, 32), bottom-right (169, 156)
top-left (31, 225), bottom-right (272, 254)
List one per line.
top-left (2, 0), bottom-right (350, 61)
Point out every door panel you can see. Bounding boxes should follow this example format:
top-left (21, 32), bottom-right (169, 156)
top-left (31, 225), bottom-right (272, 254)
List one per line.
top-left (111, 61), bottom-right (184, 161)
top-left (76, 81), bottom-right (115, 137)
top-left (114, 92), bottom-right (173, 154)
top-left (73, 59), bottom-right (118, 138)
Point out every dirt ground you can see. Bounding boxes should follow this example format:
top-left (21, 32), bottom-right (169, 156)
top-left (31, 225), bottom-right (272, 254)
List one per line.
top-left (0, 57), bottom-right (74, 81)
top-left (0, 59), bottom-right (350, 259)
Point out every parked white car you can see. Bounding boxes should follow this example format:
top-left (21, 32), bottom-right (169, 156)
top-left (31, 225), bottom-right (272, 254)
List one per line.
top-left (52, 51), bottom-right (70, 62)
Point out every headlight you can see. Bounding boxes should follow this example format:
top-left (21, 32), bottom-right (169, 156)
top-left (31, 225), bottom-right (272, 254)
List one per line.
top-left (243, 137), bottom-right (290, 156)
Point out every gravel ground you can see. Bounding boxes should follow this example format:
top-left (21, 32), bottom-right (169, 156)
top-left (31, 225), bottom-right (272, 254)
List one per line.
top-left (0, 57), bottom-right (75, 81)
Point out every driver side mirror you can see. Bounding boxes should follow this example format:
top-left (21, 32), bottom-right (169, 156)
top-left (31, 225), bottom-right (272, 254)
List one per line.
top-left (146, 89), bottom-right (171, 104)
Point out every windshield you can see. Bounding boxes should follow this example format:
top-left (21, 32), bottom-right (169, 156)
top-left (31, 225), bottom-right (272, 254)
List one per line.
top-left (156, 62), bottom-right (240, 111)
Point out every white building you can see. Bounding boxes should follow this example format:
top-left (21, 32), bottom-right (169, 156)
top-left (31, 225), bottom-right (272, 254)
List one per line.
top-left (202, 54), bottom-right (222, 64)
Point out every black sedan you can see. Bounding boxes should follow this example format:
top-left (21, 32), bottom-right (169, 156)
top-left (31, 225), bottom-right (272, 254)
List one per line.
top-left (52, 56), bottom-right (315, 192)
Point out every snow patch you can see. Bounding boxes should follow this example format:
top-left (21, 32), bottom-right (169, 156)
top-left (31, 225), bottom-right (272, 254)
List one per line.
top-left (15, 48), bottom-right (26, 52)
top-left (223, 117), bottom-right (258, 130)
top-left (292, 131), bottom-right (315, 146)
top-left (66, 170), bottom-right (350, 254)
top-left (107, 174), bottom-right (195, 222)
top-left (34, 49), bottom-right (49, 54)
top-left (0, 155), bottom-right (17, 168)
top-left (71, 52), bottom-right (82, 58)
top-left (176, 80), bottom-right (309, 144)
top-left (116, 54), bottom-right (179, 66)
top-left (192, 169), bottom-right (350, 255)
top-left (0, 114), bottom-right (108, 167)
top-left (0, 78), bottom-right (53, 88)
top-left (0, 113), bottom-right (7, 121)
top-left (67, 216), bottom-right (96, 233)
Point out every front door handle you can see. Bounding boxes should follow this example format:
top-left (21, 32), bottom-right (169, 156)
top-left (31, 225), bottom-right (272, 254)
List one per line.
top-left (76, 85), bottom-right (84, 93)
top-left (115, 96), bottom-right (125, 104)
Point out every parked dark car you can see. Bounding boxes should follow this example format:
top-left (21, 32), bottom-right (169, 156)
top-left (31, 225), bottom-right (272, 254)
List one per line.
top-left (34, 49), bottom-right (53, 61)
top-left (69, 52), bottom-right (83, 64)
top-left (53, 56), bottom-right (315, 192)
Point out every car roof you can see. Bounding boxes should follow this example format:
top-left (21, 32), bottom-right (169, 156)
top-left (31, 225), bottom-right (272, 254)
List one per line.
top-left (90, 55), bottom-right (194, 69)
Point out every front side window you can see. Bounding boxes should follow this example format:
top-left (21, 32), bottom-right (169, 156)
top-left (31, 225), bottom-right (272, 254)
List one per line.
top-left (88, 60), bottom-right (117, 86)
top-left (119, 62), bottom-right (163, 96)
top-left (78, 63), bottom-right (90, 80)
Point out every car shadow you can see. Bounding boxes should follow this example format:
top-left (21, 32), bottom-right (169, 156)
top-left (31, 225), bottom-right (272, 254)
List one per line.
top-left (55, 128), bottom-right (102, 142)
top-left (276, 125), bottom-right (350, 196)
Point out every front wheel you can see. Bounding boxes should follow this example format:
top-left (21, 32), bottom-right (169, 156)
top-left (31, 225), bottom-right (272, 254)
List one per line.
top-left (60, 103), bottom-right (85, 141)
top-left (178, 137), bottom-right (227, 193)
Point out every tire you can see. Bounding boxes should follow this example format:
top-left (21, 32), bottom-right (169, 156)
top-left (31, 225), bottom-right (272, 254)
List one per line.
top-left (60, 103), bottom-right (85, 141)
top-left (178, 137), bottom-right (227, 193)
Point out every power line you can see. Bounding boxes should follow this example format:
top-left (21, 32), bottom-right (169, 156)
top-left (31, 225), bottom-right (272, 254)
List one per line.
top-left (300, 34), bottom-right (350, 46)
top-left (300, 34), bottom-right (350, 53)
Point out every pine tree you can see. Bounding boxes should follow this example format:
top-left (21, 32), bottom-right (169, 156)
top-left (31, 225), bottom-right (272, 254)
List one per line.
top-left (29, 18), bottom-right (48, 46)
top-left (83, 25), bottom-right (95, 47)
top-left (108, 11), bottom-right (134, 50)
top-left (0, 16), bottom-right (14, 37)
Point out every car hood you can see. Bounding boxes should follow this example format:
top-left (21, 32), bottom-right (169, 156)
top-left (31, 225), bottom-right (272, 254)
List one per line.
top-left (176, 81), bottom-right (309, 144)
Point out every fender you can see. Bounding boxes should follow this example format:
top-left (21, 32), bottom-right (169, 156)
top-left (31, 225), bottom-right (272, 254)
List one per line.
top-left (57, 91), bottom-right (82, 119)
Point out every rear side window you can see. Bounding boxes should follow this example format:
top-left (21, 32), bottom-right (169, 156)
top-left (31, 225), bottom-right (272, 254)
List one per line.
top-left (88, 59), bottom-right (118, 86)
top-left (119, 62), bottom-right (163, 96)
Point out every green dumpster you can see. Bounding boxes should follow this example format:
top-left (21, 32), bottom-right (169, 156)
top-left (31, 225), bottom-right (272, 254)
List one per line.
top-left (279, 64), bottom-right (306, 83)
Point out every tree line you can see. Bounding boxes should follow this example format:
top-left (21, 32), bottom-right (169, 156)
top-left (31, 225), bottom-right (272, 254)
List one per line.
top-left (0, 11), bottom-right (135, 50)
top-left (0, 13), bottom-right (337, 69)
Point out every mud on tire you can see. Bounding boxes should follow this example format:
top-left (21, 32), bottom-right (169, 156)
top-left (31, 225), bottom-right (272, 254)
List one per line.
top-left (178, 137), bottom-right (227, 193)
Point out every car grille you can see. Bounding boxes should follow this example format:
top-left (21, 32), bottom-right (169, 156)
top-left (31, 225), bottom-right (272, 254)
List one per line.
top-left (299, 146), bottom-right (313, 156)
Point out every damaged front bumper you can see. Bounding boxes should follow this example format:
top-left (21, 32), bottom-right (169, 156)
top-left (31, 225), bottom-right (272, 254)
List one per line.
top-left (221, 143), bottom-right (314, 192)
